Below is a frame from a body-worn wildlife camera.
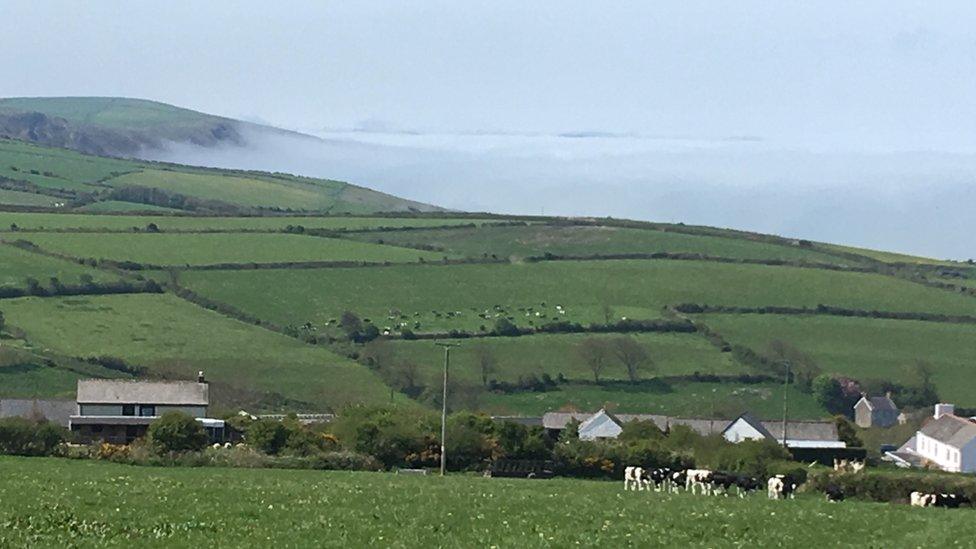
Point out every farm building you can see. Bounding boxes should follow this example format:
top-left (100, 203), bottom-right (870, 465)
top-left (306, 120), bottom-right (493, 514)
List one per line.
top-left (544, 410), bottom-right (842, 448)
top-left (0, 398), bottom-right (75, 427)
top-left (853, 393), bottom-right (899, 428)
top-left (69, 373), bottom-right (225, 444)
top-left (887, 403), bottom-right (976, 473)
top-left (722, 413), bottom-right (845, 448)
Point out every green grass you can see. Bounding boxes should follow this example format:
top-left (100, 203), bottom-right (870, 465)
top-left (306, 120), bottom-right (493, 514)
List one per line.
top-left (0, 189), bottom-right (62, 207)
top-left (821, 243), bottom-right (957, 266)
top-left (14, 232), bottom-right (445, 266)
top-left (0, 294), bottom-right (402, 411)
top-left (388, 332), bottom-right (739, 386)
top-left (174, 260), bottom-right (976, 333)
top-left (0, 244), bottom-right (117, 287)
top-left (76, 200), bottom-right (184, 213)
top-left (0, 139), bottom-right (135, 191)
top-left (0, 211), bottom-right (485, 231)
top-left (0, 97), bottom-right (213, 129)
top-left (479, 380), bottom-right (825, 419)
top-left (0, 347), bottom-right (130, 399)
top-left (354, 224), bottom-right (857, 264)
top-left (699, 313), bottom-right (976, 406)
top-left (1, 457), bottom-right (972, 547)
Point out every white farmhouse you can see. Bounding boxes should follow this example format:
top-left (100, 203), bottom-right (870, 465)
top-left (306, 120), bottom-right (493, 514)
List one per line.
top-left (722, 412), bottom-right (846, 448)
top-left (577, 409), bottom-right (624, 440)
top-left (898, 403), bottom-right (976, 473)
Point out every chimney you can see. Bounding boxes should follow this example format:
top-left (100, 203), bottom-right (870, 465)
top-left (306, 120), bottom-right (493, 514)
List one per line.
top-left (885, 391), bottom-right (892, 400)
top-left (934, 403), bottom-right (955, 419)
top-left (198, 371), bottom-right (206, 384)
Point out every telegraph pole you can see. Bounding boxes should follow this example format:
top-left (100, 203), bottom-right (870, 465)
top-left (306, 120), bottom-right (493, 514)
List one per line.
top-left (435, 342), bottom-right (459, 476)
top-left (782, 360), bottom-right (791, 449)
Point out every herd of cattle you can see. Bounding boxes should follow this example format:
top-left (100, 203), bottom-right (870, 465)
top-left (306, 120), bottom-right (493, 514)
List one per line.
top-left (624, 464), bottom-right (972, 508)
top-left (623, 467), bottom-right (801, 500)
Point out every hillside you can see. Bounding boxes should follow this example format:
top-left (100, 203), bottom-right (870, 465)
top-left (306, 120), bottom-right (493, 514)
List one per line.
top-left (0, 96), bottom-right (310, 157)
top-left (0, 138), bottom-right (441, 214)
top-left (1, 207), bottom-right (974, 417)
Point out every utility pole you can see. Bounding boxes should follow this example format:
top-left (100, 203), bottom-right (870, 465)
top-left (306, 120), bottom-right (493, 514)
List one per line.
top-left (782, 360), bottom-right (791, 449)
top-left (435, 342), bottom-right (459, 476)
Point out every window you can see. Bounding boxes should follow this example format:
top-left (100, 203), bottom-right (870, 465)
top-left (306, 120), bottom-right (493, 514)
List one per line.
top-left (122, 404), bottom-right (135, 416)
top-left (139, 405), bottom-right (156, 417)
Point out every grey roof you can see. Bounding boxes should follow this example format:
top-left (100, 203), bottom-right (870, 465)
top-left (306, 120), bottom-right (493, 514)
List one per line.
top-left (858, 395), bottom-right (898, 412)
top-left (761, 420), bottom-right (839, 442)
top-left (77, 380), bottom-right (208, 406)
top-left (542, 411), bottom-right (668, 430)
top-left (490, 416), bottom-right (543, 427)
top-left (667, 417), bottom-right (731, 436)
top-left (724, 412), bottom-right (775, 439)
top-left (919, 415), bottom-right (976, 449)
top-left (0, 399), bottom-right (75, 427)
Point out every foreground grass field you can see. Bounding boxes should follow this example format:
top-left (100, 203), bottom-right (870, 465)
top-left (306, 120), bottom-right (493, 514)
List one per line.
top-left (0, 294), bottom-right (400, 411)
top-left (0, 457), bottom-right (972, 547)
top-left (14, 232), bottom-right (445, 266)
top-left (701, 313), bottom-right (976, 406)
top-left (174, 260), bottom-right (976, 333)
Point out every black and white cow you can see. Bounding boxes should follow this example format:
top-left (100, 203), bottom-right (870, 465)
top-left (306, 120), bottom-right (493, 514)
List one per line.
top-left (669, 469), bottom-right (687, 494)
top-left (649, 468), bottom-right (673, 492)
top-left (824, 484), bottom-right (845, 502)
top-left (911, 491), bottom-right (970, 508)
top-left (733, 475), bottom-right (763, 498)
top-left (685, 469), bottom-right (714, 495)
top-left (767, 474), bottom-right (797, 500)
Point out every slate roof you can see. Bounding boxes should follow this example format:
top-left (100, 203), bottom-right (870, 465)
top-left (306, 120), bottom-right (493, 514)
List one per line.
top-left (858, 395), bottom-right (898, 412)
top-left (77, 380), bottom-right (208, 406)
top-left (542, 411), bottom-right (668, 430)
top-left (667, 417), bottom-right (730, 436)
top-left (919, 414), bottom-right (976, 449)
top-left (761, 420), bottom-right (839, 442)
top-left (0, 399), bottom-right (75, 427)
top-left (724, 412), bottom-right (775, 439)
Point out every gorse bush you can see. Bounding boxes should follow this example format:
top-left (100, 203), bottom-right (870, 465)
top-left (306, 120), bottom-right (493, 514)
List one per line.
top-left (0, 418), bottom-right (68, 456)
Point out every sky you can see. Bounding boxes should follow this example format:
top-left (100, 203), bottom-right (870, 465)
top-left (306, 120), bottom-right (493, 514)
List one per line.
top-left (2, 1), bottom-right (976, 257)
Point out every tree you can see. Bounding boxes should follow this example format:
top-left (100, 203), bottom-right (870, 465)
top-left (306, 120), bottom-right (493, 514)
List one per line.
top-left (618, 419), bottom-right (664, 442)
top-left (361, 339), bottom-right (395, 370)
top-left (812, 374), bottom-right (847, 415)
top-left (474, 345), bottom-right (498, 386)
top-left (493, 317), bottom-right (519, 336)
top-left (146, 412), bottom-right (208, 453)
top-left (0, 310), bottom-right (4, 333)
top-left (246, 418), bottom-right (290, 455)
top-left (833, 415), bottom-right (863, 447)
top-left (577, 337), bottom-right (610, 382)
top-left (340, 311), bottom-right (364, 338)
top-left (765, 340), bottom-right (821, 392)
top-left (611, 336), bottom-right (652, 383)
top-left (145, 222), bottom-right (160, 233)
top-left (391, 359), bottom-right (421, 393)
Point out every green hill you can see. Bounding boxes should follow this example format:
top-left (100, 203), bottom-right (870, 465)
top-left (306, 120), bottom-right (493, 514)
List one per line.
top-left (0, 138), bottom-right (440, 213)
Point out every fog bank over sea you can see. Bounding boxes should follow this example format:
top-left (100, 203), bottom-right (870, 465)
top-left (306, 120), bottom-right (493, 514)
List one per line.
top-left (146, 129), bottom-right (976, 261)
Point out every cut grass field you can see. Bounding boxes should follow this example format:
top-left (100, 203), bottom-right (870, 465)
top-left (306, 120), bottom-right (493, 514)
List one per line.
top-left (14, 232), bottom-right (446, 266)
top-left (0, 294), bottom-right (402, 411)
top-left (0, 244), bottom-right (117, 287)
top-left (0, 189), bottom-right (62, 207)
top-left (388, 332), bottom-right (740, 386)
top-left (174, 260), bottom-right (976, 333)
top-left (479, 381), bottom-right (825, 419)
top-left (820, 242), bottom-right (957, 266)
top-left (75, 200), bottom-right (184, 213)
top-left (1, 457), bottom-right (972, 547)
top-left (700, 313), bottom-right (976, 406)
top-left (353, 223), bottom-right (857, 264)
top-left (0, 211), bottom-right (488, 231)
top-left (0, 138), bottom-right (135, 191)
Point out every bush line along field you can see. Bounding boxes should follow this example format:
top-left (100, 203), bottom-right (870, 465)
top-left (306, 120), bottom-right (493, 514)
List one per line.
top-left (1, 457), bottom-right (973, 547)
top-left (0, 244), bottom-right (118, 287)
top-left (172, 259), bottom-right (976, 334)
top-left (0, 294), bottom-right (409, 411)
top-left (9, 232), bottom-right (448, 266)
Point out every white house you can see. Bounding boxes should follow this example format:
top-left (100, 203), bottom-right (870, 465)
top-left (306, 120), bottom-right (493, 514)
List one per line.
top-left (722, 412), bottom-right (846, 449)
top-left (895, 403), bottom-right (976, 473)
top-left (577, 409), bottom-right (624, 440)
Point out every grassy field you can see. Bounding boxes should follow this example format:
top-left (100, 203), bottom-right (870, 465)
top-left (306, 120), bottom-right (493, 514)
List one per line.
top-left (13, 232), bottom-right (445, 266)
top-left (354, 224), bottom-right (856, 264)
top-left (0, 211), bottom-right (487, 231)
top-left (75, 200), bottom-right (184, 213)
top-left (0, 189), bottom-right (62, 207)
top-left (0, 457), bottom-right (972, 547)
top-left (821, 243), bottom-right (956, 266)
top-left (0, 347), bottom-right (130, 399)
top-left (0, 97), bottom-right (213, 129)
top-left (700, 313), bottom-right (976, 406)
top-left (388, 332), bottom-right (740, 385)
top-left (0, 294), bottom-right (402, 411)
top-left (479, 380), bottom-right (825, 418)
top-left (0, 244), bottom-right (117, 287)
top-left (0, 138), bottom-right (136, 191)
top-left (173, 260), bottom-right (976, 333)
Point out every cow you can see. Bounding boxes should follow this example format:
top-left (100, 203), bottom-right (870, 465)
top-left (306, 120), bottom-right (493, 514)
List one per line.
top-left (649, 468), bottom-right (673, 492)
top-left (686, 469), bottom-right (714, 495)
top-left (669, 470), bottom-right (687, 494)
top-left (624, 467), bottom-right (650, 491)
top-left (767, 474), bottom-right (797, 500)
top-left (825, 484), bottom-right (845, 502)
top-left (911, 491), bottom-right (970, 508)
top-left (733, 475), bottom-right (762, 498)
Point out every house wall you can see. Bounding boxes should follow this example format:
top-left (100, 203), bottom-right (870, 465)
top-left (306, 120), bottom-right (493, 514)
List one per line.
top-left (78, 404), bottom-right (206, 417)
top-left (854, 401), bottom-right (872, 428)
top-left (723, 420), bottom-right (767, 443)
top-left (961, 439), bottom-right (976, 474)
top-left (916, 432), bottom-right (961, 472)
top-left (72, 424), bottom-right (148, 445)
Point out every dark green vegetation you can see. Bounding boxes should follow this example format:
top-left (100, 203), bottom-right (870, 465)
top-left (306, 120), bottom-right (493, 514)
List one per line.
top-left (0, 137), bottom-right (438, 213)
top-left (2, 457), bottom-right (975, 547)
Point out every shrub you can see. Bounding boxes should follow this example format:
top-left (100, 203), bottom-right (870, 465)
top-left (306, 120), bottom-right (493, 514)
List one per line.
top-left (246, 419), bottom-right (290, 455)
top-left (147, 412), bottom-right (208, 453)
top-left (0, 418), bottom-right (67, 456)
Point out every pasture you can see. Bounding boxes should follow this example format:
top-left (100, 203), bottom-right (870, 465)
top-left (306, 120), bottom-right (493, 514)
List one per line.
top-left (0, 457), bottom-right (972, 547)
top-left (0, 347), bottom-right (129, 399)
top-left (479, 380), bottom-right (825, 419)
top-left (0, 138), bottom-right (135, 191)
top-left (387, 332), bottom-right (740, 385)
top-left (700, 313), bottom-right (976, 406)
top-left (0, 294), bottom-right (401, 411)
top-left (12, 232), bottom-right (445, 266)
top-left (0, 211), bottom-right (488, 232)
top-left (0, 189), bottom-right (61, 207)
top-left (174, 260), bottom-right (976, 333)
top-left (353, 223), bottom-right (854, 264)
top-left (0, 244), bottom-right (117, 287)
